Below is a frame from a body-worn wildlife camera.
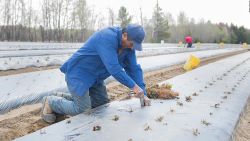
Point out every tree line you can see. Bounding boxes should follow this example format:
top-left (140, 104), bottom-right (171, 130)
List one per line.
top-left (0, 0), bottom-right (249, 43)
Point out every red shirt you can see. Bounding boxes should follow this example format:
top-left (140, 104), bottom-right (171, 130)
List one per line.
top-left (185, 36), bottom-right (192, 43)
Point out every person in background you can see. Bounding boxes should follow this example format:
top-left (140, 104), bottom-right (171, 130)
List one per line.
top-left (185, 36), bottom-right (193, 48)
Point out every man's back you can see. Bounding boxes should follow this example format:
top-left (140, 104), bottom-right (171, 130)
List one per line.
top-left (60, 27), bottom-right (122, 74)
top-left (59, 26), bottom-right (134, 96)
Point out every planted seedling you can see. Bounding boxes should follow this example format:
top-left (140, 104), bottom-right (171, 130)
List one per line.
top-left (170, 108), bottom-right (175, 113)
top-left (128, 107), bottom-right (133, 113)
top-left (66, 120), bottom-right (71, 124)
top-left (224, 91), bottom-right (232, 95)
top-left (192, 92), bottom-right (199, 96)
top-left (193, 128), bottom-right (200, 136)
top-left (209, 112), bottom-right (213, 115)
top-left (112, 115), bottom-right (119, 121)
top-left (93, 125), bottom-right (101, 131)
top-left (144, 124), bottom-right (152, 131)
top-left (177, 101), bottom-right (183, 106)
top-left (155, 115), bottom-right (164, 122)
top-left (163, 122), bottom-right (168, 126)
top-left (211, 103), bottom-right (220, 108)
top-left (40, 129), bottom-right (46, 134)
top-left (128, 138), bottom-right (133, 141)
top-left (222, 96), bottom-right (227, 99)
top-left (201, 120), bottom-right (211, 126)
top-left (185, 96), bottom-right (192, 102)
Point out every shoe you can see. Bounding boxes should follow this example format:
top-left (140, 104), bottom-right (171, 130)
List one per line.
top-left (41, 97), bottom-right (56, 123)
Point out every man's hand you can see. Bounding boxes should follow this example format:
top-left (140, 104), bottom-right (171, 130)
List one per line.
top-left (133, 84), bottom-right (151, 106)
top-left (142, 95), bottom-right (151, 106)
top-left (132, 84), bottom-right (144, 98)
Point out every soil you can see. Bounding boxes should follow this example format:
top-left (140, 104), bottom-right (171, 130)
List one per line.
top-left (0, 66), bottom-right (59, 76)
top-left (0, 49), bottom-right (248, 141)
top-left (233, 98), bottom-right (250, 141)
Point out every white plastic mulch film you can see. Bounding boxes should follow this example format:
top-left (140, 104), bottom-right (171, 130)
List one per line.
top-left (0, 48), bottom-right (245, 113)
top-left (0, 43), bottom-right (242, 71)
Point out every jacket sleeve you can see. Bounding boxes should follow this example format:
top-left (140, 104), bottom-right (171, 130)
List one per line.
top-left (96, 35), bottom-right (136, 89)
top-left (124, 50), bottom-right (147, 96)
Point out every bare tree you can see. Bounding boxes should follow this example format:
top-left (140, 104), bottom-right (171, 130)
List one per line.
top-left (62, 0), bottom-right (71, 40)
top-left (27, 0), bottom-right (33, 41)
top-left (2, 0), bottom-right (11, 40)
top-left (108, 8), bottom-right (115, 26)
top-left (97, 13), bottom-right (105, 30)
top-left (88, 7), bottom-right (97, 31)
top-left (42, 0), bottom-right (51, 41)
top-left (139, 7), bottom-right (143, 26)
top-left (74, 0), bottom-right (90, 41)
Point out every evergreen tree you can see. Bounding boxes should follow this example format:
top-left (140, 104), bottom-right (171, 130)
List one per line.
top-left (152, 0), bottom-right (170, 43)
top-left (117, 6), bottom-right (132, 28)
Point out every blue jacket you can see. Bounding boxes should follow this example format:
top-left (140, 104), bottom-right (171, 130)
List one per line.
top-left (60, 27), bottom-right (146, 96)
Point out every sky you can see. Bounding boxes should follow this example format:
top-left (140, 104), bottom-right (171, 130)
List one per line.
top-left (87, 0), bottom-right (250, 28)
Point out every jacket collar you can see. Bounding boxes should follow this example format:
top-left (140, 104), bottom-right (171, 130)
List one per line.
top-left (117, 28), bottom-right (122, 49)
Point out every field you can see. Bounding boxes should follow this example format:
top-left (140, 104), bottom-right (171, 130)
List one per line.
top-left (0, 42), bottom-right (249, 141)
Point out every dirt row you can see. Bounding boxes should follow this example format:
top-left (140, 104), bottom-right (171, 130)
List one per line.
top-left (233, 97), bottom-right (250, 141)
top-left (0, 66), bottom-right (59, 76)
top-left (0, 50), bottom-right (248, 141)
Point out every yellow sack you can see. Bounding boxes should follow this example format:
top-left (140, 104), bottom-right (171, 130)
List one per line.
top-left (219, 42), bottom-right (224, 48)
top-left (242, 43), bottom-right (248, 48)
top-left (183, 55), bottom-right (200, 71)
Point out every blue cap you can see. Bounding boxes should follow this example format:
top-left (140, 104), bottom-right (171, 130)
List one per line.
top-left (126, 24), bottom-right (145, 51)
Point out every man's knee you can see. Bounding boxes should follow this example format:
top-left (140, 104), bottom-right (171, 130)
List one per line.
top-left (73, 103), bottom-right (91, 115)
top-left (72, 95), bottom-right (91, 115)
top-left (91, 98), bottom-right (109, 108)
top-left (46, 95), bottom-right (60, 109)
